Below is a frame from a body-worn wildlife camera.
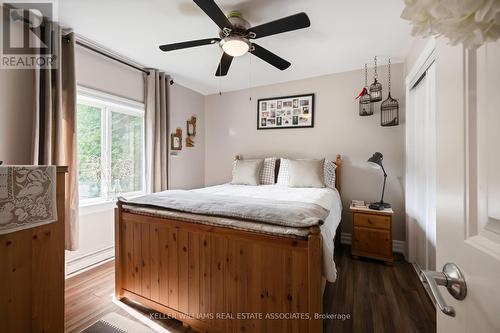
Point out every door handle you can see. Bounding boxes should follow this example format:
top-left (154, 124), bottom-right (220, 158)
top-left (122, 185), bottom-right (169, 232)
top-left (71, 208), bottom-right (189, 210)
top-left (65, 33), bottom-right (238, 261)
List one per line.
top-left (420, 263), bottom-right (467, 317)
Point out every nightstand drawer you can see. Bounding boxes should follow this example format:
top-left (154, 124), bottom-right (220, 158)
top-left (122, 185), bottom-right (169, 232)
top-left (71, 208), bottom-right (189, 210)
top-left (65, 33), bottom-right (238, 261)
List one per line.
top-left (352, 227), bottom-right (392, 258)
top-left (353, 213), bottom-right (390, 230)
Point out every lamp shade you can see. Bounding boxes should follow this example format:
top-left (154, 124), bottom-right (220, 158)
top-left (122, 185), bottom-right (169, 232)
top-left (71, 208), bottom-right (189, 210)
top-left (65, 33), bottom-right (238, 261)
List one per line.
top-left (367, 152), bottom-right (384, 168)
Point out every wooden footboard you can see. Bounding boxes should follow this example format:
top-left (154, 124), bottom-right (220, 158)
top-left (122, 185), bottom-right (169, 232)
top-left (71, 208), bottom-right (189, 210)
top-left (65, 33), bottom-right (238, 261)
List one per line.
top-left (115, 204), bottom-right (323, 333)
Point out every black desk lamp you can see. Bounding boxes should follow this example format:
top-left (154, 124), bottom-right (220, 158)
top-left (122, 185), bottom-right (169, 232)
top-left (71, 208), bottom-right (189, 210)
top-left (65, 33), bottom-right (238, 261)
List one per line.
top-left (367, 152), bottom-right (391, 210)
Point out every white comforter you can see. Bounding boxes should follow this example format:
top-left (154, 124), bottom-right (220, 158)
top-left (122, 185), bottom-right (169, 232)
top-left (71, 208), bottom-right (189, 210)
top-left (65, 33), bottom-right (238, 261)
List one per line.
top-left (192, 184), bottom-right (342, 282)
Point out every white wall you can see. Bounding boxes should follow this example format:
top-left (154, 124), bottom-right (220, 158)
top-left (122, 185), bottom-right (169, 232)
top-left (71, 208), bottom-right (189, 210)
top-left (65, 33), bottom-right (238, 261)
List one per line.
top-left (204, 65), bottom-right (406, 241)
top-left (65, 202), bottom-right (116, 274)
top-left (168, 83), bottom-right (205, 190)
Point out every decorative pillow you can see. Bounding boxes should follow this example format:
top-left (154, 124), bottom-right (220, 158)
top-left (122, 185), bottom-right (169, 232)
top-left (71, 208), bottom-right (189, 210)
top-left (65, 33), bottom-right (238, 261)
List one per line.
top-left (260, 157), bottom-right (278, 185)
top-left (324, 160), bottom-right (337, 189)
top-left (277, 158), bottom-right (337, 188)
top-left (276, 158), bottom-right (289, 185)
top-left (231, 159), bottom-right (264, 185)
top-left (234, 157), bottom-right (277, 185)
top-left (288, 159), bottom-right (325, 188)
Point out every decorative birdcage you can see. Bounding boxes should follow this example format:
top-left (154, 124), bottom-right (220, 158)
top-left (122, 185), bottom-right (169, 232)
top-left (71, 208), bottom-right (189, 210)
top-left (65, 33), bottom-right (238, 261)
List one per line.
top-left (359, 64), bottom-right (373, 116)
top-left (369, 56), bottom-right (383, 102)
top-left (381, 58), bottom-right (399, 126)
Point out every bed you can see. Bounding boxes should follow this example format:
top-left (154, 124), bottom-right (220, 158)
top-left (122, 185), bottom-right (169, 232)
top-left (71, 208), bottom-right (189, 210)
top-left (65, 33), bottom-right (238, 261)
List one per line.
top-left (114, 155), bottom-right (342, 333)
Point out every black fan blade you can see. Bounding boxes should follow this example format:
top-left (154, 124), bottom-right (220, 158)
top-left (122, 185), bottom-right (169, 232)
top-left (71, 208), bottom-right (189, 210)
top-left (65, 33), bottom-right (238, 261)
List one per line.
top-left (250, 44), bottom-right (290, 70)
top-left (193, 0), bottom-right (233, 31)
top-left (215, 53), bottom-right (233, 76)
top-left (247, 12), bottom-right (310, 39)
top-left (159, 38), bottom-right (220, 52)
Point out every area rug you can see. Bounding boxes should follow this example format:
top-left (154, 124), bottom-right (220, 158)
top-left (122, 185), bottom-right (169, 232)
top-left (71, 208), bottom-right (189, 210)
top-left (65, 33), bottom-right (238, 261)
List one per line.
top-left (81, 312), bottom-right (157, 333)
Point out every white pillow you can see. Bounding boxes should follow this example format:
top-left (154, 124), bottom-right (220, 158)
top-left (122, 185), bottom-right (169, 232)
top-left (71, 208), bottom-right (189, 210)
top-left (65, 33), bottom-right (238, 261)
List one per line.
top-left (231, 159), bottom-right (264, 185)
top-left (234, 157), bottom-right (277, 185)
top-left (277, 158), bottom-right (337, 188)
top-left (288, 159), bottom-right (325, 188)
top-left (276, 158), bottom-right (289, 185)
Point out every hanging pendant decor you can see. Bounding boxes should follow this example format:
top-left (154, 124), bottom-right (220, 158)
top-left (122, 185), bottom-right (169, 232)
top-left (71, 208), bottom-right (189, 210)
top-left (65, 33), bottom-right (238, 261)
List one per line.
top-left (358, 64), bottom-right (373, 116)
top-left (380, 58), bottom-right (399, 127)
top-left (401, 1), bottom-right (500, 49)
top-left (369, 56), bottom-right (382, 102)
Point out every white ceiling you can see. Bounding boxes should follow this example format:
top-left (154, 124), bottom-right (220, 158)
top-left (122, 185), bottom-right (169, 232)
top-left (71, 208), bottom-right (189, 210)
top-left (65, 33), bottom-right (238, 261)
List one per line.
top-left (59, 0), bottom-right (413, 95)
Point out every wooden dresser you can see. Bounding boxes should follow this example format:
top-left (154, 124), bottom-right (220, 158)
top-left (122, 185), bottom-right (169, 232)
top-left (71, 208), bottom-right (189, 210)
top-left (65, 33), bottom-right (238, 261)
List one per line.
top-left (0, 166), bottom-right (67, 333)
top-left (350, 205), bottom-right (394, 264)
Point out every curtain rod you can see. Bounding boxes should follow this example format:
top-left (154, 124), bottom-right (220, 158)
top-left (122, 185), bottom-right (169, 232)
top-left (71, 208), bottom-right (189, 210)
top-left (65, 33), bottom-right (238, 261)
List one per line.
top-left (63, 35), bottom-right (150, 75)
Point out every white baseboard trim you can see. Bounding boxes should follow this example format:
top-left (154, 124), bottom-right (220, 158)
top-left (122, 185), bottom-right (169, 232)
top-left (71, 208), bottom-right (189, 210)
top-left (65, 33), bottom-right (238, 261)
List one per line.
top-left (65, 245), bottom-right (115, 276)
top-left (340, 232), bottom-right (406, 256)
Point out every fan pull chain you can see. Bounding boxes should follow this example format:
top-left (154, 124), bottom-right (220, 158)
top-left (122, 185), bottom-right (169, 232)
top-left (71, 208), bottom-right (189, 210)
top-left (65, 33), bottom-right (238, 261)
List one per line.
top-left (218, 60), bottom-right (222, 96)
top-left (249, 54), bottom-right (253, 101)
top-left (374, 56), bottom-right (378, 79)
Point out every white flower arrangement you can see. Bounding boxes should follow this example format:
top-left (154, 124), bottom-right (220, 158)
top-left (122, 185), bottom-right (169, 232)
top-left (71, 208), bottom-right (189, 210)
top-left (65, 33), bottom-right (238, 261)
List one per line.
top-left (401, 0), bottom-right (500, 48)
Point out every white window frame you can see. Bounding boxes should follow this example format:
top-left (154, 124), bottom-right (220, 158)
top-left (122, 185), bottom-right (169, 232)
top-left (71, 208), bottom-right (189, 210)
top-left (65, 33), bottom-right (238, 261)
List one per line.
top-left (77, 86), bottom-right (146, 206)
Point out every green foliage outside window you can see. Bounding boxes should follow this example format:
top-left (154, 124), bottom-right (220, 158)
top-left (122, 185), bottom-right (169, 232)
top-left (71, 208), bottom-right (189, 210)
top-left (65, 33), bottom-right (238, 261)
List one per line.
top-left (77, 104), bottom-right (102, 199)
top-left (111, 112), bottom-right (143, 194)
top-left (77, 101), bottom-right (144, 201)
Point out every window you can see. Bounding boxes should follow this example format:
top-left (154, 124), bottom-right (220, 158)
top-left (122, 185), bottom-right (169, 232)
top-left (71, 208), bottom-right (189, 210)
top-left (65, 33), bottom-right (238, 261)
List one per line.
top-left (77, 88), bottom-right (145, 204)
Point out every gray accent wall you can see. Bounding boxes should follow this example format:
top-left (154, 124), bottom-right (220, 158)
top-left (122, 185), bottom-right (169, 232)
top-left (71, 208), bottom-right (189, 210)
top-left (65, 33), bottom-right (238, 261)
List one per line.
top-left (204, 64), bottom-right (406, 241)
top-left (0, 5), bottom-right (34, 165)
top-left (168, 83), bottom-right (206, 190)
top-left (0, 69), bottom-right (34, 164)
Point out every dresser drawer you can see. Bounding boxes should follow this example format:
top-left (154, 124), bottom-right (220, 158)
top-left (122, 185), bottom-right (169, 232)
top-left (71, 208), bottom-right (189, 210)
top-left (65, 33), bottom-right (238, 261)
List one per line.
top-left (353, 213), bottom-right (390, 230)
top-left (352, 227), bottom-right (392, 258)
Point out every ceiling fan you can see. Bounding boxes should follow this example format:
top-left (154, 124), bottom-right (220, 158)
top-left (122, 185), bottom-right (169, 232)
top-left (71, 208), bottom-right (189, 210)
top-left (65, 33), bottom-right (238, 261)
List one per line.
top-left (159, 0), bottom-right (311, 76)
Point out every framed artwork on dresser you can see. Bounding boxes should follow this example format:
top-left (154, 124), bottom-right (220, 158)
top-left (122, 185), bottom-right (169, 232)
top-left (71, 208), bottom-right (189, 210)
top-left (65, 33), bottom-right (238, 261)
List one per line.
top-left (257, 93), bottom-right (314, 130)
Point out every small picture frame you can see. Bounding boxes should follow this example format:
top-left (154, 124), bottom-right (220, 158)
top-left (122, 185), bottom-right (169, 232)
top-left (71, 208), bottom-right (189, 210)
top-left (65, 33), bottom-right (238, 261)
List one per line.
top-left (171, 128), bottom-right (182, 151)
top-left (187, 116), bottom-right (197, 137)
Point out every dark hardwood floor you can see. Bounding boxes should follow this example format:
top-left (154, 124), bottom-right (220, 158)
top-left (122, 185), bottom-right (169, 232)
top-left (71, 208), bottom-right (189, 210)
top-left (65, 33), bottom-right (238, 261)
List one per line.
top-left (65, 245), bottom-right (436, 333)
top-left (323, 245), bottom-right (436, 333)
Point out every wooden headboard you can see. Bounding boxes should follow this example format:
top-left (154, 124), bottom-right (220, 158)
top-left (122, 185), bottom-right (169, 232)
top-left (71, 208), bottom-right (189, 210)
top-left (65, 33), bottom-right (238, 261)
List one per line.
top-left (334, 154), bottom-right (342, 194)
top-left (234, 154), bottom-right (342, 194)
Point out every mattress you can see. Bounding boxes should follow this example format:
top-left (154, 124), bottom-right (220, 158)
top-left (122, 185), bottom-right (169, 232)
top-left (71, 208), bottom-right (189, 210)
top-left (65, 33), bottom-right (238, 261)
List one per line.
top-left (121, 184), bottom-right (342, 282)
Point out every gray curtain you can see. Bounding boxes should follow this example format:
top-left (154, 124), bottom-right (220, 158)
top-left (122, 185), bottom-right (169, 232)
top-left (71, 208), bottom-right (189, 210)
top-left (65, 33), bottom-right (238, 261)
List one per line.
top-left (32, 27), bottom-right (79, 251)
top-left (144, 70), bottom-right (169, 193)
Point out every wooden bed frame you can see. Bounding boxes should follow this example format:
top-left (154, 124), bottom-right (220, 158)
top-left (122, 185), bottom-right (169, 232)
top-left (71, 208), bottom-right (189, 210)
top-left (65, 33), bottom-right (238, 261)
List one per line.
top-left (115, 155), bottom-right (342, 333)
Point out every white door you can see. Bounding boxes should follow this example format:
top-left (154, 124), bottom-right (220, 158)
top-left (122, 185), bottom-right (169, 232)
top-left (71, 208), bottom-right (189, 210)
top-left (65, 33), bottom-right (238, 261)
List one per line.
top-left (406, 60), bottom-right (437, 271)
top-left (435, 39), bottom-right (500, 332)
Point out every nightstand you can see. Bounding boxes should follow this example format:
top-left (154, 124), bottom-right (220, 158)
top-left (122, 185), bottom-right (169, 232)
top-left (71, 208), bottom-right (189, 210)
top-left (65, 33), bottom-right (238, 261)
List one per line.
top-left (350, 205), bottom-right (394, 264)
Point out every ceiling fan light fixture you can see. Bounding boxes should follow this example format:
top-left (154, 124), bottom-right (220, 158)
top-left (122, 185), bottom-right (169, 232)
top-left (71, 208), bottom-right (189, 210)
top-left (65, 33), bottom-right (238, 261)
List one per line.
top-left (158, 0), bottom-right (311, 76)
top-left (220, 36), bottom-right (250, 57)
